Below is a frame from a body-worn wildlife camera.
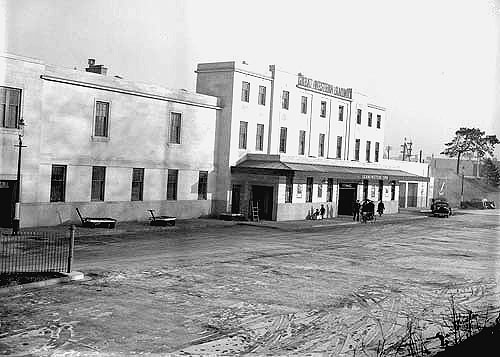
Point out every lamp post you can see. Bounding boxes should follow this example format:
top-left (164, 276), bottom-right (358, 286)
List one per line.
top-left (12, 118), bottom-right (25, 234)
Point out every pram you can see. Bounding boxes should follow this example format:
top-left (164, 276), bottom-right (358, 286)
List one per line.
top-left (361, 210), bottom-right (376, 223)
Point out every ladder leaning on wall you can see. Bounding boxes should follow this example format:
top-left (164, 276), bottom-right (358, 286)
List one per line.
top-left (251, 202), bottom-right (259, 222)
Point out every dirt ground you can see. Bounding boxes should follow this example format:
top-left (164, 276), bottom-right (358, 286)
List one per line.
top-left (1, 211), bottom-right (499, 356)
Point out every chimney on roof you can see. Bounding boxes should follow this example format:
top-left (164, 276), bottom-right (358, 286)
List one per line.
top-left (85, 58), bottom-right (108, 75)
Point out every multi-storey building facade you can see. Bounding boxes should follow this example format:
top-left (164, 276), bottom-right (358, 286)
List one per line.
top-left (0, 53), bottom-right (219, 228)
top-left (196, 61), bottom-right (429, 221)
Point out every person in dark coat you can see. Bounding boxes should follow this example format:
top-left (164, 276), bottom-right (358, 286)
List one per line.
top-left (320, 204), bottom-right (326, 219)
top-left (352, 200), bottom-right (360, 221)
top-left (377, 201), bottom-right (385, 216)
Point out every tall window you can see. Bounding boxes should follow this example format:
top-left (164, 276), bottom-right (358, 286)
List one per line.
top-left (368, 112), bottom-right (373, 127)
top-left (94, 101), bottom-right (109, 137)
top-left (241, 81), bottom-right (250, 102)
top-left (320, 101), bottom-right (327, 117)
top-left (356, 109), bottom-right (362, 124)
top-left (255, 124), bottom-right (264, 151)
top-left (306, 177), bottom-right (313, 202)
top-left (169, 112), bottom-right (182, 144)
top-left (376, 114), bottom-right (381, 128)
top-left (375, 142), bottom-right (380, 162)
top-left (282, 90), bottom-right (289, 109)
top-left (354, 139), bottom-right (360, 160)
top-left (336, 136), bottom-right (342, 159)
top-left (258, 85), bottom-right (266, 105)
top-left (167, 169), bottom-right (178, 200)
top-left (239, 121), bottom-right (248, 149)
top-left (198, 171), bottom-right (208, 200)
top-left (378, 180), bottom-right (383, 201)
top-left (279, 127), bottom-right (287, 153)
top-left (131, 168), bottom-right (144, 201)
top-left (285, 176), bottom-right (293, 203)
top-left (0, 86), bottom-right (21, 128)
top-left (338, 105), bottom-right (344, 121)
top-left (318, 181), bottom-right (323, 197)
top-left (318, 134), bottom-right (325, 157)
top-left (50, 165), bottom-right (67, 202)
top-left (391, 181), bottom-right (396, 200)
top-left (91, 166), bottom-right (106, 201)
top-left (363, 180), bottom-right (368, 200)
top-left (301, 96), bottom-right (308, 114)
top-left (327, 178), bottom-right (333, 202)
top-left (298, 130), bottom-right (306, 155)
top-left (366, 140), bottom-right (371, 162)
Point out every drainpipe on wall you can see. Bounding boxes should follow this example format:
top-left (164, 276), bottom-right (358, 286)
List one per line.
top-left (345, 102), bottom-right (351, 160)
top-left (267, 65), bottom-right (275, 155)
top-left (326, 99), bottom-right (332, 157)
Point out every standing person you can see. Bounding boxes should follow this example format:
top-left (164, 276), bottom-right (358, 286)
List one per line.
top-left (352, 200), bottom-right (360, 221)
top-left (377, 201), bottom-right (385, 217)
top-left (320, 204), bottom-right (326, 220)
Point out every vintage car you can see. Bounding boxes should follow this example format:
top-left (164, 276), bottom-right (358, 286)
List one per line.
top-left (432, 199), bottom-right (452, 218)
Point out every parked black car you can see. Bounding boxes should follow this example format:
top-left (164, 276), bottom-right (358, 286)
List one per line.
top-left (431, 199), bottom-right (452, 218)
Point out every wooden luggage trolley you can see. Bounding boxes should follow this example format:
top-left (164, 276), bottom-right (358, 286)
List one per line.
top-left (76, 208), bottom-right (117, 228)
top-left (148, 209), bottom-right (176, 226)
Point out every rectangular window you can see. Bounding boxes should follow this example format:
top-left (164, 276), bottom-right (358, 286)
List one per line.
top-left (363, 180), bottom-right (369, 200)
top-left (282, 90), bottom-right (289, 110)
top-left (318, 133), bottom-right (325, 157)
top-left (378, 180), bottom-right (383, 201)
top-left (376, 114), bottom-right (381, 129)
top-left (354, 139), bottom-right (360, 160)
top-left (298, 130), bottom-right (306, 155)
top-left (239, 121), bottom-right (248, 149)
top-left (167, 169), bottom-right (178, 200)
top-left (391, 181), bottom-right (396, 200)
top-left (338, 105), bottom-right (344, 121)
top-left (241, 81), bottom-right (250, 102)
top-left (0, 86), bottom-right (21, 128)
top-left (131, 168), bottom-right (144, 201)
top-left (258, 85), bottom-right (266, 105)
top-left (255, 124), bottom-right (264, 151)
top-left (318, 181), bottom-right (323, 198)
top-left (198, 171), bottom-right (208, 200)
top-left (356, 109), bottom-right (362, 125)
top-left (285, 176), bottom-right (293, 203)
top-left (327, 178), bottom-right (333, 202)
top-left (366, 140), bottom-right (371, 162)
top-left (169, 112), bottom-right (182, 144)
top-left (301, 96), bottom-right (308, 114)
top-left (50, 165), bottom-right (67, 202)
top-left (320, 101), bottom-right (327, 117)
top-left (279, 127), bottom-right (287, 153)
top-left (94, 101), bottom-right (109, 137)
top-left (375, 142), bottom-right (380, 162)
top-left (336, 136), bottom-right (342, 159)
top-left (368, 112), bottom-right (373, 127)
top-left (91, 166), bottom-right (106, 201)
top-left (306, 177), bottom-right (313, 202)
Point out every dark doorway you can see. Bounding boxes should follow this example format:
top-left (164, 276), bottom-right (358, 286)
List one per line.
top-left (0, 180), bottom-right (15, 228)
top-left (407, 183), bottom-right (418, 207)
top-left (399, 182), bottom-right (407, 208)
top-left (251, 185), bottom-right (273, 220)
top-left (338, 183), bottom-right (357, 215)
top-left (231, 184), bottom-right (241, 214)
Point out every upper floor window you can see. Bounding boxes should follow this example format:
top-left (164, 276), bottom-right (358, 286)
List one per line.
top-left (320, 101), bottom-right (327, 118)
top-left (258, 85), bottom-right (266, 105)
top-left (239, 121), bottom-right (248, 149)
top-left (131, 168), bottom-right (144, 201)
top-left (0, 86), bottom-right (21, 128)
top-left (356, 109), bottom-right (362, 124)
top-left (318, 134), bottom-right (325, 157)
top-left (366, 140), bottom-right (371, 162)
top-left (375, 142), bottom-right (380, 162)
top-left (50, 165), bottom-right (67, 202)
top-left (94, 101), bottom-right (109, 137)
top-left (169, 112), bottom-right (182, 144)
top-left (279, 127), bottom-right (287, 153)
top-left (338, 105), bottom-right (344, 121)
top-left (298, 130), bottom-right (306, 155)
top-left (376, 114), bottom-right (381, 128)
top-left (368, 112), bottom-right (373, 127)
top-left (198, 171), bottom-right (208, 200)
top-left (91, 166), bottom-right (106, 201)
top-left (241, 81), bottom-right (250, 102)
top-left (282, 90), bottom-right (289, 110)
top-left (336, 136), bottom-right (342, 159)
top-left (255, 124), bottom-right (264, 151)
top-left (354, 139), bottom-right (360, 160)
top-left (301, 96), bottom-right (308, 114)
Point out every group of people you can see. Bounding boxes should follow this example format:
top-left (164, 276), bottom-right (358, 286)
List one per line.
top-left (352, 199), bottom-right (385, 222)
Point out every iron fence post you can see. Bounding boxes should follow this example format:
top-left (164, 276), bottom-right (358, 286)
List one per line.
top-left (67, 225), bottom-right (75, 273)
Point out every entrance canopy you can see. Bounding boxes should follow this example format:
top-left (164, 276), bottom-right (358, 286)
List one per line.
top-left (231, 159), bottom-right (429, 182)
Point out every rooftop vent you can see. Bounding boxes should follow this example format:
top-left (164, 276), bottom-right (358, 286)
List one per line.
top-left (85, 58), bottom-right (108, 75)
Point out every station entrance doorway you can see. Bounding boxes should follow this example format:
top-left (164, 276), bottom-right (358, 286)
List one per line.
top-left (0, 180), bottom-right (15, 228)
top-left (338, 183), bottom-right (357, 215)
top-left (251, 185), bottom-right (273, 220)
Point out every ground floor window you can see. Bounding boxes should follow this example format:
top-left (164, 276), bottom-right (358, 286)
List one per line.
top-left (167, 169), bottom-right (178, 200)
top-left (131, 168), bottom-right (144, 201)
top-left (198, 171), bottom-right (208, 200)
top-left (50, 165), bottom-right (67, 202)
top-left (91, 166), bottom-right (106, 201)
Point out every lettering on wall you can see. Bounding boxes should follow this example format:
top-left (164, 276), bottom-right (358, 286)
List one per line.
top-left (361, 174), bottom-right (389, 180)
top-left (297, 75), bottom-right (352, 100)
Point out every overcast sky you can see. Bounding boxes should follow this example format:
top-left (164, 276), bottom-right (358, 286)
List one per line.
top-left (2, 0), bottom-right (499, 159)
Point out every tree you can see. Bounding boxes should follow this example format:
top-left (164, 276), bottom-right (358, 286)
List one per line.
top-left (481, 158), bottom-right (500, 186)
top-left (441, 128), bottom-right (499, 174)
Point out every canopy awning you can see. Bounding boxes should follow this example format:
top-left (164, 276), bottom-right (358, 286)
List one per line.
top-left (231, 159), bottom-right (429, 182)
